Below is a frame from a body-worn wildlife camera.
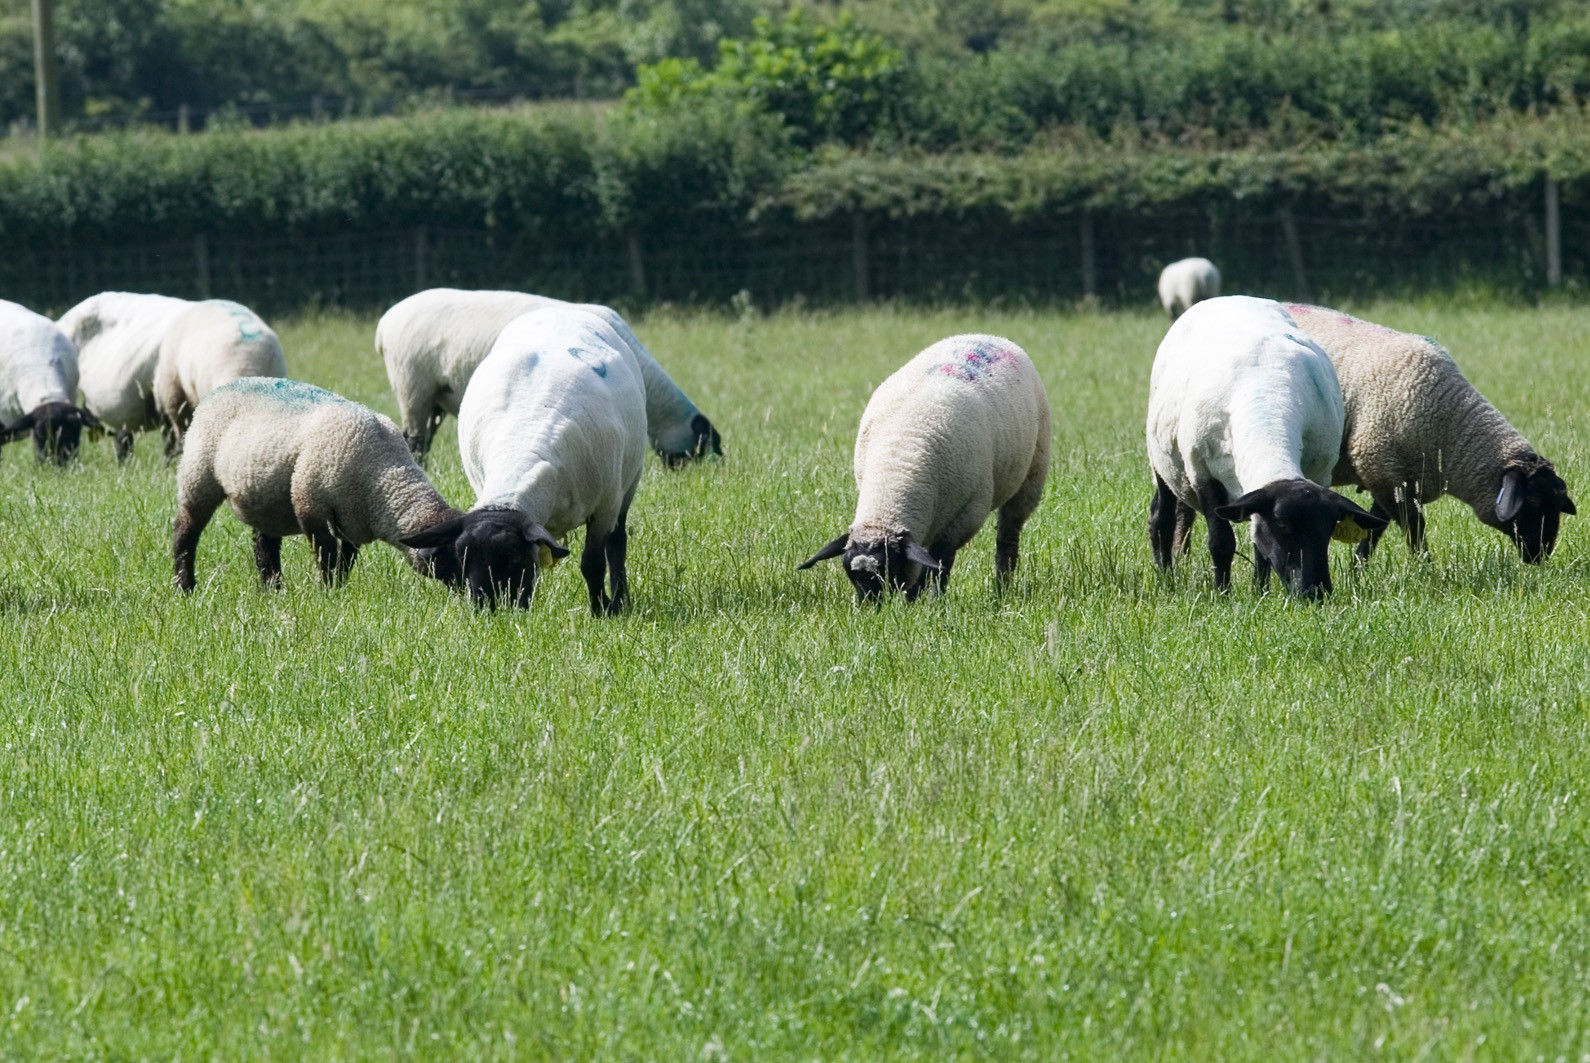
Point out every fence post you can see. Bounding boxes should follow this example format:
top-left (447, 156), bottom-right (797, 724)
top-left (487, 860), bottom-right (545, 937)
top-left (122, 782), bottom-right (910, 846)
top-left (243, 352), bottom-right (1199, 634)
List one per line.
top-left (1278, 206), bottom-right (1309, 302)
top-left (627, 233), bottom-right (647, 299)
top-left (414, 227), bottom-right (428, 291)
top-left (1080, 211), bottom-right (1097, 301)
top-left (852, 212), bottom-right (870, 303)
top-left (1545, 175), bottom-right (1562, 289)
top-left (177, 103), bottom-right (190, 134)
top-left (194, 233), bottom-right (210, 299)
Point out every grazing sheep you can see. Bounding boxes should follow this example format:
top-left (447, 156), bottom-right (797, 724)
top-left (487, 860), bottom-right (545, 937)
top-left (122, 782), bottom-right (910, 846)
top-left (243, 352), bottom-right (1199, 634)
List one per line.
top-left (376, 288), bottom-right (721, 464)
top-left (172, 377), bottom-right (466, 593)
top-left (1158, 257), bottom-right (1222, 320)
top-left (799, 334), bottom-right (1050, 601)
top-left (57, 292), bottom-right (192, 460)
top-left (402, 305), bottom-right (645, 614)
top-left (0, 298), bottom-right (99, 464)
top-left (154, 300), bottom-right (287, 455)
top-left (1286, 302), bottom-right (1576, 563)
top-left (1147, 295), bottom-right (1386, 597)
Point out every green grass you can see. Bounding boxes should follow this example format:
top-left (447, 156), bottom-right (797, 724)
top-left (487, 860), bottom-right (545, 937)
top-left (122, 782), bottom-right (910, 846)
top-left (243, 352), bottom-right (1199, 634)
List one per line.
top-left (3, 302), bottom-right (1589, 1059)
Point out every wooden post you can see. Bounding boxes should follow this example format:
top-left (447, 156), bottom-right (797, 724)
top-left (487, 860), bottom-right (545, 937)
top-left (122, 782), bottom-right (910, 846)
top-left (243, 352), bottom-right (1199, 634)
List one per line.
top-left (414, 227), bottom-right (428, 291)
top-left (177, 103), bottom-right (191, 134)
top-left (1278, 206), bottom-right (1309, 302)
top-left (31, 0), bottom-right (59, 140)
top-left (194, 233), bottom-right (210, 299)
top-left (851, 212), bottom-right (870, 303)
top-left (1545, 175), bottom-right (1562, 289)
top-left (1080, 211), bottom-right (1098, 301)
top-left (627, 233), bottom-right (647, 298)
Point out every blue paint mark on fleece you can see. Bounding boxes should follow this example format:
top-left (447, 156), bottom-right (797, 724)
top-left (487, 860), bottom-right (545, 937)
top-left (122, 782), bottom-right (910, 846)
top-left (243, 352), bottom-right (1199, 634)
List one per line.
top-left (214, 300), bottom-right (264, 342)
top-left (567, 346), bottom-right (609, 378)
top-left (222, 377), bottom-right (340, 409)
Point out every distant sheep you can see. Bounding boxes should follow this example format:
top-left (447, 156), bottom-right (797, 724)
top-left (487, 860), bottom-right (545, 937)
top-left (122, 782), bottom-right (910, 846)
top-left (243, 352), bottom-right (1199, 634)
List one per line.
top-left (402, 305), bottom-right (646, 613)
top-left (1286, 302), bottom-right (1575, 563)
top-left (376, 288), bottom-right (721, 465)
top-left (57, 292), bottom-right (192, 460)
top-left (1147, 295), bottom-right (1385, 597)
top-left (173, 378), bottom-right (463, 592)
top-left (799, 334), bottom-right (1050, 601)
top-left (0, 298), bottom-right (99, 464)
top-left (155, 300), bottom-right (287, 455)
top-left (1157, 258), bottom-right (1221, 320)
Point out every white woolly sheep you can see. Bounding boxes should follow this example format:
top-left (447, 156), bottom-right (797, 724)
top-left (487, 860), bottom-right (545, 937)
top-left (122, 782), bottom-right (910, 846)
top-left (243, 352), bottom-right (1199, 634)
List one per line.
top-left (1285, 302), bottom-right (1575, 563)
top-left (1146, 295), bottom-right (1386, 597)
top-left (401, 304), bottom-right (647, 614)
top-left (798, 334), bottom-right (1050, 601)
top-left (57, 291), bottom-right (192, 460)
top-left (172, 377), bottom-right (464, 592)
top-left (154, 300), bottom-right (288, 455)
top-left (375, 288), bottom-right (721, 464)
top-left (0, 298), bottom-right (99, 464)
top-left (1157, 257), bottom-right (1222, 320)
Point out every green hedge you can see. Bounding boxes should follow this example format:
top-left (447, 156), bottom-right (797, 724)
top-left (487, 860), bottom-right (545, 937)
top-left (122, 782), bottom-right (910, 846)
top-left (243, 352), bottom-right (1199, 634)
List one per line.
top-left (1, 105), bottom-right (1586, 310)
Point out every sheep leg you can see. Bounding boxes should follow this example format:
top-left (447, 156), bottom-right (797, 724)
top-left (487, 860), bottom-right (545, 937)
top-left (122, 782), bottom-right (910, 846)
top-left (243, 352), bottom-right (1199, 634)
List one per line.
top-left (252, 532), bottom-right (284, 589)
top-left (581, 530), bottom-right (612, 616)
top-left (1353, 497), bottom-right (1395, 562)
top-left (1396, 489), bottom-right (1427, 555)
top-left (603, 503), bottom-right (633, 613)
top-left (1149, 475), bottom-right (1180, 568)
top-left (172, 494), bottom-right (223, 593)
top-left (929, 541), bottom-right (958, 595)
top-left (113, 429), bottom-right (135, 462)
top-left (996, 461), bottom-right (1046, 580)
top-left (160, 418), bottom-right (180, 461)
top-left (310, 531), bottom-right (359, 587)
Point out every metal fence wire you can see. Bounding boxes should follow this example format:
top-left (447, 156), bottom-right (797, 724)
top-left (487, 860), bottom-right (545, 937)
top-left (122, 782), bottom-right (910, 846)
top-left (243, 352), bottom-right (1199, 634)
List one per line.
top-left (4, 203), bottom-right (1583, 318)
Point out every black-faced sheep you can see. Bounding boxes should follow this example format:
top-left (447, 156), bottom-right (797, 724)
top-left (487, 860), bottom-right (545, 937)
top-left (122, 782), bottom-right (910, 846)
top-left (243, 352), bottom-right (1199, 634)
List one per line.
top-left (1147, 296), bottom-right (1386, 597)
top-left (800, 334), bottom-right (1051, 601)
top-left (0, 298), bottom-right (100, 464)
top-left (57, 292), bottom-right (193, 461)
top-left (1285, 303), bottom-right (1576, 564)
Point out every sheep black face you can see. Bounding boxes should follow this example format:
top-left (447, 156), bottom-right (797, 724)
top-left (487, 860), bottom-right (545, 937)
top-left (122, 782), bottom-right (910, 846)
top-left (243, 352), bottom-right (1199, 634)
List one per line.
top-left (401, 509), bottom-right (569, 609)
top-left (1215, 481), bottom-right (1388, 599)
top-left (0, 402), bottom-right (102, 464)
top-left (658, 414), bottom-right (724, 468)
top-left (1494, 462), bottom-right (1576, 564)
top-left (798, 533), bottom-right (942, 602)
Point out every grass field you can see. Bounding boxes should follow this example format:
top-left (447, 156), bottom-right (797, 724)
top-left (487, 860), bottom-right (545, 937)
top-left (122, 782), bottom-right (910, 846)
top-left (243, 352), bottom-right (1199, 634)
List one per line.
top-left (3, 301), bottom-right (1589, 1058)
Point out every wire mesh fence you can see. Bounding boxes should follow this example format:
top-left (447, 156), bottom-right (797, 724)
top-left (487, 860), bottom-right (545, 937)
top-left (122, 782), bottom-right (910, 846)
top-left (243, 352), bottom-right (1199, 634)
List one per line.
top-left (4, 202), bottom-right (1581, 319)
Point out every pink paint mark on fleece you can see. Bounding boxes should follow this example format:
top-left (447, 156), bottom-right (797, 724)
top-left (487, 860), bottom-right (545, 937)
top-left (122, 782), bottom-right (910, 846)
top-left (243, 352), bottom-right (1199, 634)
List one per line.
top-left (934, 340), bottom-right (1016, 383)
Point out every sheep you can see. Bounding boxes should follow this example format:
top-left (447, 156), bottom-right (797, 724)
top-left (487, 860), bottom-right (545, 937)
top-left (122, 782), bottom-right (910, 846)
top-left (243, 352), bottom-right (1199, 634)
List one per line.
top-left (1157, 257), bottom-right (1222, 320)
top-left (798, 334), bottom-right (1050, 601)
top-left (376, 288), bottom-right (721, 465)
top-left (0, 298), bottom-right (100, 464)
top-left (57, 292), bottom-right (192, 461)
top-left (154, 300), bottom-right (288, 456)
top-left (1285, 302), bottom-right (1576, 563)
top-left (401, 304), bottom-right (646, 614)
top-left (172, 377), bottom-right (470, 593)
top-left (1146, 295), bottom-right (1387, 598)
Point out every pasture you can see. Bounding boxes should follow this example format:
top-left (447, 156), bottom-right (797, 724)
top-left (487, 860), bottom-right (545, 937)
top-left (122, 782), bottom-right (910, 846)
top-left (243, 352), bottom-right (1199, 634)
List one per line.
top-left (3, 302), bottom-right (1588, 1058)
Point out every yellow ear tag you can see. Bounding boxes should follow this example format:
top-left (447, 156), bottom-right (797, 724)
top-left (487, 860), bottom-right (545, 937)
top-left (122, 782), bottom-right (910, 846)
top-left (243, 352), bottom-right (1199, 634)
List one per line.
top-left (538, 543), bottom-right (564, 570)
top-left (1333, 517), bottom-right (1368, 544)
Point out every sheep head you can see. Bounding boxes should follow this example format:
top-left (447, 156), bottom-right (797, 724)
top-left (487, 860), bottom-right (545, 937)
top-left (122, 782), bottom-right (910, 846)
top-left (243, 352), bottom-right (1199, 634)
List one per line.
top-left (1494, 459), bottom-right (1576, 563)
top-left (402, 508), bottom-right (569, 609)
top-left (798, 532), bottom-right (941, 602)
top-left (1216, 480), bottom-right (1387, 599)
top-left (0, 402), bottom-right (103, 465)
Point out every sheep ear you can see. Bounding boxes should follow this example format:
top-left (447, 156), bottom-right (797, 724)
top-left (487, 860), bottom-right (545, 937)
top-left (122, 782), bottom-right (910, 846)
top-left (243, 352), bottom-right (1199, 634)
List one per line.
top-left (0, 412), bottom-right (36, 444)
top-left (1563, 494), bottom-right (1577, 516)
top-left (522, 521), bottom-right (570, 559)
top-left (1331, 494), bottom-right (1388, 543)
top-left (798, 534), bottom-right (849, 569)
top-left (1496, 470), bottom-right (1524, 522)
top-left (401, 515), bottom-right (467, 549)
top-left (904, 542), bottom-right (942, 572)
top-left (1214, 488), bottom-right (1272, 523)
top-left (76, 408), bottom-right (104, 430)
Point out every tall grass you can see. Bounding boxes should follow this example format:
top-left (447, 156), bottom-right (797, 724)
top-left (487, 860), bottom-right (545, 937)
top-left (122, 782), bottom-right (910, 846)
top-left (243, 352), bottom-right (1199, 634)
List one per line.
top-left (2, 303), bottom-right (1587, 1057)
